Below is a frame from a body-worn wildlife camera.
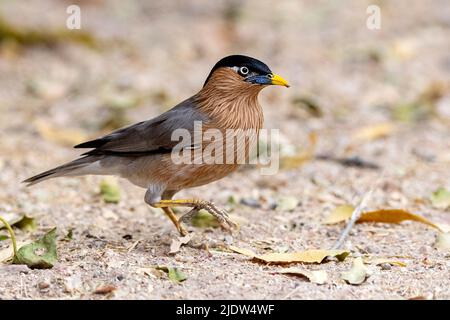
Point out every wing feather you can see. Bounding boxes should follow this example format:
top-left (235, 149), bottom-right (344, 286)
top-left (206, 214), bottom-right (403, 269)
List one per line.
top-left (75, 97), bottom-right (207, 156)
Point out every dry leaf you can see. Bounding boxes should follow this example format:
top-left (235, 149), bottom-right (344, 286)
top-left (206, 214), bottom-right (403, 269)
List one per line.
top-left (341, 257), bottom-right (368, 285)
top-left (35, 120), bottom-right (88, 146)
top-left (352, 123), bottom-right (396, 142)
top-left (0, 213), bottom-right (35, 232)
top-left (229, 245), bottom-right (257, 257)
top-left (169, 234), bottom-right (192, 254)
top-left (324, 205), bottom-right (443, 232)
top-left (435, 233), bottom-right (450, 252)
top-left (358, 209), bottom-right (443, 231)
top-left (275, 268), bottom-right (328, 284)
top-left (229, 246), bottom-right (349, 264)
top-left (323, 205), bottom-right (354, 224)
top-left (0, 240), bottom-right (30, 263)
top-left (365, 258), bottom-right (406, 267)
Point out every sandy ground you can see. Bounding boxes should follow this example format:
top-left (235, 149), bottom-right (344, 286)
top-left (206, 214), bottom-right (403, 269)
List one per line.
top-left (0, 0), bottom-right (450, 299)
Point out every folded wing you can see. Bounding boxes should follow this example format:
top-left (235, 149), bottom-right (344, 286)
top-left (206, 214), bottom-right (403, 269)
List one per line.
top-left (75, 97), bottom-right (208, 156)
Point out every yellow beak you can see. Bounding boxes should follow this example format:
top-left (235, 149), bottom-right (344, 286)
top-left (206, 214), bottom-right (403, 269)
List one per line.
top-left (270, 73), bottom-right (290, 87)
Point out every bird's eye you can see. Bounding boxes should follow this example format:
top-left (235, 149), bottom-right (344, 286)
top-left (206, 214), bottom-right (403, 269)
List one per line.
top-left (239, 66), bottom-right (249, 76)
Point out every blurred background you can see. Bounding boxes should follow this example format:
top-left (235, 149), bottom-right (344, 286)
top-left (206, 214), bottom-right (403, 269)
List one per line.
top-left (0, 0), bottom-right (449, 299)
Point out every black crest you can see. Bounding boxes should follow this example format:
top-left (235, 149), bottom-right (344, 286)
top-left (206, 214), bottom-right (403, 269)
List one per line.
top-left (203, 55), bottom-right (272, 87)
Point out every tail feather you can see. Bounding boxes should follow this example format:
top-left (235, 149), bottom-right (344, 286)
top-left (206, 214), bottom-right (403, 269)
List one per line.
top-left (23, 156), bottom-right (98, 186)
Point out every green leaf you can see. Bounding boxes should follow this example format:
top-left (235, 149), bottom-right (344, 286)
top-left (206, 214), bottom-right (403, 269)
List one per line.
top-left (156, 266), bottom-right (187, 283)
top-left (430, 188), bottom-right (450, 209)
top-left (167, 267), bottom-right (187, 283)
top-left (13, 228), bottom-right (57, 269)
top-left (65, 228), bottom-right (73, 240)
top-left (191, 210), bottom-right (219, 228)
top-left (100, 178), bottom-right (121, 203)
top-left (0, 234), bottom-right (8, 241)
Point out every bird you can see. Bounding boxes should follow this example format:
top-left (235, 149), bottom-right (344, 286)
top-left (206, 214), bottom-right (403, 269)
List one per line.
top-left (23, 55), bottom-right (289, 236)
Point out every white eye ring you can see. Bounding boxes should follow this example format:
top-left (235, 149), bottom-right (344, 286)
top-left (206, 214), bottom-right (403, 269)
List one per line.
top-left (239, 66), bottom-right (249, 75)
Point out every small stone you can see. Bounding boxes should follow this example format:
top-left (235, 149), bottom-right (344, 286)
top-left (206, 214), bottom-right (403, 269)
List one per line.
top-left (380, 263), bottom-right (391, 270)
top-left (122, 234), bottom-right (133, 240)
top-left (94, 285), bottom-right (116, 295)
top-left (38, 281), bottom-right (50, 290)
top-left (240, 198), bottom-right (261, 208)
top-left (224, 235), bottom-right (233, 245)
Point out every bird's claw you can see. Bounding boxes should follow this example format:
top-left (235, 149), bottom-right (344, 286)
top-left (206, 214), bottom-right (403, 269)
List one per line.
top-left (179, 201), bottom-right (237, 232)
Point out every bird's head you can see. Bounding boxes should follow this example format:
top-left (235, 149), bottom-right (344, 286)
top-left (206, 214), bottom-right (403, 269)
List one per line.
top-left (203, 55), bottom-right (289, 91)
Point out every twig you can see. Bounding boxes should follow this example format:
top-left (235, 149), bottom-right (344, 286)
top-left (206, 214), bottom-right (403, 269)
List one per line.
top-left (0, 215), bottom-right (17, 257)
top-left (127, 239), bottom-right (141, 253)
top-left (332, 171), bottom-right (385, 250)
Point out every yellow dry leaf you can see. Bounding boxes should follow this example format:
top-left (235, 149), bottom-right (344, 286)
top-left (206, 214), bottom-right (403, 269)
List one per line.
top-left (324, 205), bottom-right (443, 232)
top-left (229, 246), bottom-right (349, 264)
top-left (229, 245), bottom-right (256, 257)
top-left (275, 268), bottom-right (328, 284)
top-left (323, 205), bottom-right (355, 224)
top-left (35, 121), bottom-right (88, 146)
top-left (358, 209), bottom-right (443, 232)
top-left (364, 258), bottom-right (406, 267)
top-left (352, 123), bottom-right (396, 142)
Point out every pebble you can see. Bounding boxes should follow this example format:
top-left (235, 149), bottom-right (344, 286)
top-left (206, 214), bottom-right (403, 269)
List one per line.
top-left (240, 198), bottom-right (261, 208)
top-left (380, 263), bottom-right (391, 270)
top-left (224, 235), bottom-right (233, 245)
top-left (38, 281), bottom-right (50, 290)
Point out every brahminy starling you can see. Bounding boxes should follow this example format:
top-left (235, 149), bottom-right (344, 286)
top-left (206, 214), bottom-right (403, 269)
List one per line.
top-left (24, 55), bottom-right (289, 235)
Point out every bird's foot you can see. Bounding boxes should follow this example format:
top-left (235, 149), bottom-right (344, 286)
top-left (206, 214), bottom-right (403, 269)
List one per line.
top-left (155, 199), bottom-right (237, 233)
top-left (196, 201), bottom-right (237, 232)
top-left (179, 201), bottom-right (237, 232)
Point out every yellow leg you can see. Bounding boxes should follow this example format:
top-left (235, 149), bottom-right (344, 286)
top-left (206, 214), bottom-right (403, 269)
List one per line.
top-left (153, 199), bottom-right (237, 231)
top-left (161, 207), bottom-right (187, 236)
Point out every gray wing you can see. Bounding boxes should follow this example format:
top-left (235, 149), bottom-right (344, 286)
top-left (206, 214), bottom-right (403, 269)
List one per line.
top-left (75, 97), bottom-right (208, 156)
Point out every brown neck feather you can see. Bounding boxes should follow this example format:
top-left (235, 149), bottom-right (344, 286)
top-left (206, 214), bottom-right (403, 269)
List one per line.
top-left (194, 68), bottom-right (264, 130)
